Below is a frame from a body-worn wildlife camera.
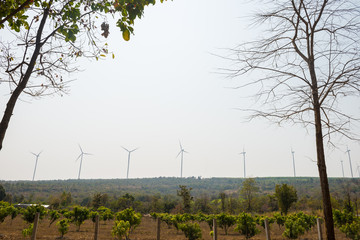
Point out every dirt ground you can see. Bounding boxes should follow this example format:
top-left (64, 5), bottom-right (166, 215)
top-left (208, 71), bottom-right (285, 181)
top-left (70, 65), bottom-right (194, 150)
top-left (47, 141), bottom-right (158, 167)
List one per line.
top-left (0, 215), bottom-right (349, 240)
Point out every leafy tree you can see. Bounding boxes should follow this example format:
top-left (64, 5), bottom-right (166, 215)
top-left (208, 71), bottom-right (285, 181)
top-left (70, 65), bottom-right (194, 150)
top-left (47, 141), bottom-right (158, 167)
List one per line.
top-left (0, 185), bottom-right (5, 201)
top-left (0, 201), bottom-right (11, 223)
top-left (92, 193), bottom-right (109, 209)
top-left (98, 206), bottom-right (114, 223)
top-left (235, 212), bottom-right (260, 239)
top-left (283, 212), bottom-right (317, 239)
top-left (48, 209), bottom-right (60, 226)
top-left (240, 178), bottom-right (259, 212)
top-left (226, 1), bottom-right (360, 238)
top-left (115, 208), bottom-right (141, 236)
top-left (273, 212), bottom-right (286, 228)
top-left (216, 213), bottom-right (236, 235)
top-left (177, 185), bottom-right (193, 213)
top-left (178, 222), bottom-right (202, 240)
top-left (339, 219), bottom-right (360, 240)
top-left (56, 219), bottom-right (70, 238)
top-left (112, 220), bottom-right (131, 240)
top-left (0, 0), bottom-right (35, 28)
top-left (275, 184), bottom-right (298, 215)
top-left (112, 193), bottom-right (136, 211)
top-left (22, 204), bottom-right (47, 223)
top-left (219, 192), bottom-right (226, 213)
top-left (0, 0), bottom-right (168, 151)
top-left (67, 205), bottom-right (89, 231)
top-left (60, 191), bottom-right (72, 207)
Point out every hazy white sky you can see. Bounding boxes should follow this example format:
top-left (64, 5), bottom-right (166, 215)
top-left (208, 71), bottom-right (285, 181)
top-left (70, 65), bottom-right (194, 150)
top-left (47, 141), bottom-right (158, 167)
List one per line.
top-left (0, 0), bottom-right (359, 180)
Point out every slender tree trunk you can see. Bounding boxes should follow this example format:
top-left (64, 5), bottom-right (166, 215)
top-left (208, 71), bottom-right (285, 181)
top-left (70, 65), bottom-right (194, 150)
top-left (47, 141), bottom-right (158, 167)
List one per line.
top-left (310, 61), bottom-right (335, 240)
top-left (0, 3), bottom-right (51, 151)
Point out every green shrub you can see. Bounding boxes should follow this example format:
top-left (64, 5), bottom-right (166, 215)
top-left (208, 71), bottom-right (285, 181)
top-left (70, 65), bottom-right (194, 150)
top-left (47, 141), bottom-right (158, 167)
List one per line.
top-left (282, 212), bottom-right (316, 239)
top-left (56, 219), bottom-right (69, 238)
top-left (273, 212), bottom-right (286, 228)
top-left (178, 222), bottom-right (202, 240)
top-left (112, 220), bottom-right (131, 240)
top-left (235, 212), bottom-right (260, 239)
top-left (22, 223), bottom-right (33, 238)
top-left (22, 205), bottom-right (47, 224)
top-left (115, 208), bottom-right (141, 238)
top-left (49, 210), bottom-right (60, 226)
top-left (339, 219), bottom-right (360, 240)
top-left (67, 206), bottom-right (89, 231)
top-left (216, 213), bottom-right (236, 235)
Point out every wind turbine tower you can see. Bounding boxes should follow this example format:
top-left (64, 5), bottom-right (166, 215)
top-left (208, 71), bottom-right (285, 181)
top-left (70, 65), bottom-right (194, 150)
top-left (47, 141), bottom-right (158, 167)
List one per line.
top-left (345, 147), bottom-right (353, 178)
top-left (122, 147), bottom-right (139, 179)
top-left (31, 151), bottom-right (42, 181)
top-left (291, 149), bottom-right (296, 177)
top-left (240, 148), bottom-right (246, 178)
top-left (76, 145), bottom-right (92, 180)
top-left (177, 141), bottom-right (188, 178)
top-left (340, 160), bottom-right (345, 178)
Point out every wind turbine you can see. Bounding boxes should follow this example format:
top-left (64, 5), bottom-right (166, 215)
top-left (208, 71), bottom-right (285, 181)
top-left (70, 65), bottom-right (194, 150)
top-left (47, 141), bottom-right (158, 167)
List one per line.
top-left (31, 151), bottom-right (42, 181)
top-left (76, 145), bottom-right (92, 180)
top-left (340, 160), bottom-right (345, 178)
top-left (122, 146), bottom-right (139, 179)
top-left (176, 141), bottom-right (188, 178)
top-left (291, 148), bottom-right (296, 177)
top-left (345, 147), bottom-right (353, 178)
top-left (240, 148), bottom-right (246, 178)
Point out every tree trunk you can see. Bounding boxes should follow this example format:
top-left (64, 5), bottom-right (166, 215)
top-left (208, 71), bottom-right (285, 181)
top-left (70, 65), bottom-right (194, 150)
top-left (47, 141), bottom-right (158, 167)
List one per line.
top-left (310, 62), bottom-right (335, 240)
top-left (0, 3), bottom-right (51, 151)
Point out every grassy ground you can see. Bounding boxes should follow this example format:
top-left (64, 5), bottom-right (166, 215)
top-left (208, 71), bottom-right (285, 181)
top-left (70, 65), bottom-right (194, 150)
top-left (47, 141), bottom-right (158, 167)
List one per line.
top-left (0, 215), bottom-right (348, 239)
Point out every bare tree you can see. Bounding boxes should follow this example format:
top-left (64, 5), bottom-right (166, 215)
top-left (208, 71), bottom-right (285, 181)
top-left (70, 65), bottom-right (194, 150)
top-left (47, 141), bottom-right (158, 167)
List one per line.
top-left (0, 0), bottom-right (163, 151)
top-left (226, 1), bottom-right (360, 239)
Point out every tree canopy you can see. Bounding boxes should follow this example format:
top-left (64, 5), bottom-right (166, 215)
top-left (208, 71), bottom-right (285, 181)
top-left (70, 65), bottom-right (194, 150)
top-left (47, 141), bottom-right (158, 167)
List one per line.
top-left (0, 0), bottom-right (168, 150)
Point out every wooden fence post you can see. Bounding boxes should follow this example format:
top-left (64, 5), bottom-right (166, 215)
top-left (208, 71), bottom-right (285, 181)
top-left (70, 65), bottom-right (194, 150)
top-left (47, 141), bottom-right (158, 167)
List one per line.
top-left (156, 218), bottom-right (161, 240)
top-left (94, 214), bottom-right (100, 240)
top-left (317, 218), bottom-right (323, 240)
top-left (264, 218), bottom-right (271, 240)
top-left (213, 218), bottom-right (217, 240)
top-left (30, 212), bottom-right (40, 240)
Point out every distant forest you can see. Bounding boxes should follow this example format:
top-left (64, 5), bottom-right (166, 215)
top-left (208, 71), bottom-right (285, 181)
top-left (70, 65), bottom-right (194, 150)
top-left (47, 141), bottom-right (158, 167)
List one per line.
top-left (0, 177), bottom-right (359, 214)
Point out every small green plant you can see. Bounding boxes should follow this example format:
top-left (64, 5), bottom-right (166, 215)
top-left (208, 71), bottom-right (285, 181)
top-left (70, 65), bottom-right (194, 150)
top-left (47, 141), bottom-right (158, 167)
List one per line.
top-left (235, 212), bottom-right (260, 239)
top-left (49, 209), bottom-right (60, 226)
top-left (56, 219), bottom-right (70, 238)
top-left (22, 223), bottom-right (33, 238)
top-left (112, 220), bottom-right (131, 240)
top-left (178, 222), bottom-right (202, 240)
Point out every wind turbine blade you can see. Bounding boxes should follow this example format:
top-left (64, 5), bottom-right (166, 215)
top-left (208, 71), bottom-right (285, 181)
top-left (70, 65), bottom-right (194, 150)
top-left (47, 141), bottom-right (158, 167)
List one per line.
top-left (176, 151), bottom-right (182, 158)
top-left (31, 152), bottom-right (37, 156)
top-left (84, 153), bottom-right (93, 156)
top-left (78, 144), bottom-right (83, 153)
top-left (76, 154), bottom-right (82, 162)
top-left (131, 147), bottom-right (139, 152)
top-left (183, 150), bottom-right (189, 154)
top-left (179, 140), bottom-right (183, 150)
top-left (122, 146), bottom-right (130, 152)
